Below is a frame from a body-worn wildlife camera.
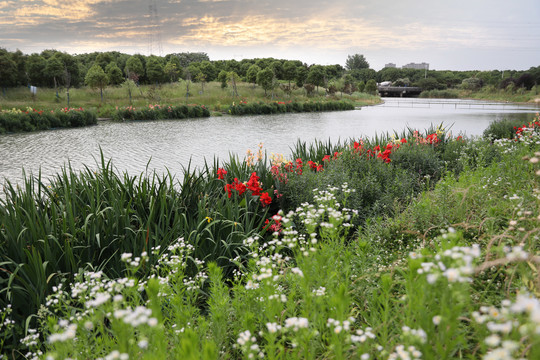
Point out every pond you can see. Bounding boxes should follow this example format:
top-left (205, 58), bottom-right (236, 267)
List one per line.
top-left (1, 98), bottom-right (538, 186)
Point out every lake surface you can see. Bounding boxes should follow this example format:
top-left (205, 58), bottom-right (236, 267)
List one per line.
top-left (1, 98), bottom-right (538, 186)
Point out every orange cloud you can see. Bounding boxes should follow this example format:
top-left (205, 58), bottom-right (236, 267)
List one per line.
top-left (170, 14), bottom-right (491, 51)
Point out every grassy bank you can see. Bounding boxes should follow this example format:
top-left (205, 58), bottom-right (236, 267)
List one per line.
top-left (1, 116), bottom-right (539, 359)
top-left (0, 81), bottom-right (380, 119)
top-left (421, 86), bottom-right (540, 103)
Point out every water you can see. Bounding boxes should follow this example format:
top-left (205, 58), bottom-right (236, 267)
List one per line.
top-left (1, 98), bottom-right (538, 186)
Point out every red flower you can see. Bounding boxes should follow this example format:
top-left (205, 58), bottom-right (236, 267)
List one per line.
top-left (233, 178), bottom-right (247, 196)
top-left (307, 160), bottom-right (318, 170)
top-left (401, 138), bottom-right (407, 144)
top-left (260, 192), bottom-right (272, 206)
top-left (295, 158), bottom-right (303, 175)
top-left (322, 155), bottom-right (331, 162)
top-left (224, 183), bottom-right (233, 198)
top-left (247, 172), bottom-right (262, 196)
top-left (374, 145), bottom-right (380, 152)
top-left (217, 168), bottom-right (227, 180)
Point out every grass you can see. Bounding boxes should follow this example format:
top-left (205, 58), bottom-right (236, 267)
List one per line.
top-left (1, 117), bottom-right (540, 359)
top-left (0, 81), bottom-right (381, 118)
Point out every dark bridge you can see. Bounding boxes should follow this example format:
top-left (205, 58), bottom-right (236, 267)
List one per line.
top-left (378, 86), bottom-right (423, 97)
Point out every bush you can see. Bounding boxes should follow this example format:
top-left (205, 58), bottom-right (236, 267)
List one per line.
top-left (111, 104), bottom-right (210, 121)
top-left (227, 100), bottom-right (354, 115)
top-left (0, 108), bottom-right (97, 133)
top-left (483, 118), bottom-right (528, 140)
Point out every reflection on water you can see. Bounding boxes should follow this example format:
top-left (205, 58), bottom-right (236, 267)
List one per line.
top-left (1, 98), bottom-right (538, 186)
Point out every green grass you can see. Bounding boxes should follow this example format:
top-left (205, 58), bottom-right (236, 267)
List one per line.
top-left (0, 81), bottom-right (381, 118)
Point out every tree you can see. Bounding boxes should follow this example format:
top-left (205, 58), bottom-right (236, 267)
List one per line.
top-left (105, 62), bottom-right (124, 85)
top-left (364, 79), bottom-right (377, 95)
top-left (164, 60), bottom-right (181, 82)
top-left (45, 55), bottom-right (64, 98)
top-left (306, 65), bottom-right (326, 92)
top-left (0, 52), bottom-right (17, 95)
top-left (25, 54), bottom-right (47, 86)
top-left (295, 66), bottom-right (308, 87)
top-left (246, 64), bottom-right (261, 88)
top-left (121, 79), bottom-right (137, 105)
top-left (146, 56), bottom-right (164, 84)
top-left (124, 56), bottom-right (144, 83)
top-left (282, 61), bottom-right (298, 88)
top-left (218, 70), bottom-right (229, 89)
top-left (256, 68), bottom-right (275, 96)
top-left (199, 61), bottom-right (217, 82)
top-left (85, 64), bottom-right (109, 102)
top-left (345, 54), bottom-right (369, 71)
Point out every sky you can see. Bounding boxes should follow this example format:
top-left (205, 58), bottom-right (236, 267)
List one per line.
top-left (1, 0), bottom-right (539, 71)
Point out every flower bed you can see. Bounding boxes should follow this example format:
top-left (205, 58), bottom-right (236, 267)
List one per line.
top-left (0, 107), bottom-right (97, 134)
top-left (227, 100), bottom-right (355, 115)
top-left (111, 104), bottom-right (210, 121)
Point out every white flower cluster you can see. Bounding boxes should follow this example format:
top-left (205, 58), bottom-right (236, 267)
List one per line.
top-left (388, 345), bottom-right (422, 360)
top-left (416, 243), bottom-right (481, 284)
top-left (284, 317), bottom-right (309, 332)
top-left (236, 330), bottom-right (264, 359)
top-left (472, 292), bottom-right (540, 359)
top-left (504, 245), bottom-right (529, 261)
top-left (312, 286), bottom-right (326, 296)
top-left (327, 317), bottom-right (355, 334)
top-left (483, 339), bottom-right (519, 360)
top-left (265, 322), bottom-right (282, 333)
top-left (113, 306), bottom-right (158, 327)
top-left (48, 321), bottom-right (77, 344)
top-left (401, 326), bottom-right (427, 343)
top-left (120, 251), bottom-right (148, 268)
top-left (350, 327), bottom-right (376, 344)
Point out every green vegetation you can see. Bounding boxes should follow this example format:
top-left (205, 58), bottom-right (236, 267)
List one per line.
top-left (0, 107), bottom-right (97, 134)
top-left (1, 115), bottom-right (540, 358)
top-left (227, 100), bottom-right (355, 115)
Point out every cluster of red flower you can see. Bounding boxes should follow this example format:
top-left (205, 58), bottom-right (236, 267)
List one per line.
top-left (218, 169), bottom-right (272, 207)
top-left (514, 115), bottom-right (540, 139)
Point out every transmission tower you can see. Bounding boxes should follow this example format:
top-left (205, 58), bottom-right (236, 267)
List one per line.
top-left (147, 0), bottom-right (163, 56)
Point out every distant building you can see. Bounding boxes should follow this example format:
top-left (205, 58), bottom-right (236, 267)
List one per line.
top-left (384, 63), bottom-right (397, 68)
top-left (402, 62), bottom-right (429, 70)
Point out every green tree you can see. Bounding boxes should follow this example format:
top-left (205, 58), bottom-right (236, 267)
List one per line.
top-left (94, 52), bottom-right (115, 70)
top-left (124, 56), bottom-right (144, 83)
top-left (105, 62), bottom-right (124, 85)
top-left (295, 66), bottom-right (308, 87)
top-left (0, 52), bottom-right (17, 95)
top-left (218, 70), bottom-right (229, 89)
top-left (164, 60), bottom-right (181, 82)
top-left (282, 61), bottom-right (298, 88)
top-left (345, 54), bottom-right (369, 71)
top-left (306, 65), bottom-right (326, 92)
top-left (25, 54), bottom-right (47, 87)
top-left (270, 60), bottom-right (283, 79)
top-left (85, 64), bottom-right (109, 102)
top-left (416, 77), bottom-right (444, 91)
top-left (256, 68), bottom-right (275, 96)
top-left (146, 56), bottom-right (164, 84)
top-left (45, 54), bottom-right (64, 98)
top-left (364, 79), bottom-right (377, 95)
top-left (246, 64), bottom-right (261, 88)
top-left (199, 61), bottom-right (217, 82)
top-left (121, 79), bottom-right (137, 105)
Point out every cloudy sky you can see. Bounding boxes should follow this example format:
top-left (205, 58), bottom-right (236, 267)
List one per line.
top-left (1, 0), bottom-right (539, 70)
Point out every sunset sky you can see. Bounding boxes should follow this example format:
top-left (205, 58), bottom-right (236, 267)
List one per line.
top-left (1, 0), bottom-right (539, 70)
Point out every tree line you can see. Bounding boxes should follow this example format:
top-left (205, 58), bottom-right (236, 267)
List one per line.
top-left (0, 49), bottom-right (538, 96)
